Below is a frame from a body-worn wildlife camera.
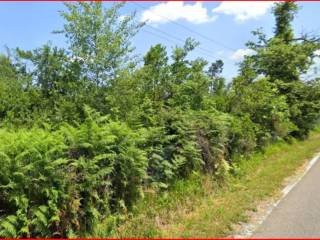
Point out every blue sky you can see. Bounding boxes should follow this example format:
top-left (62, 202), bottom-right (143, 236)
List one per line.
top-left (0, 1), bottom-right (320, 80)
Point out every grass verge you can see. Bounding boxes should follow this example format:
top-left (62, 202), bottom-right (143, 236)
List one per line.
top-left (97, 128), bottom-right (320, 238)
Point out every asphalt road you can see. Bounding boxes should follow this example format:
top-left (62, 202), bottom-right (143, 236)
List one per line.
top-left (253, 156), bottom-right (320, 238)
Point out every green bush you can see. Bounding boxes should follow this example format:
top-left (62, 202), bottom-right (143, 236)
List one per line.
top-left (0, 107), bottom-right (147, 237)
top-left (145, 109), bottom-right (203, 188)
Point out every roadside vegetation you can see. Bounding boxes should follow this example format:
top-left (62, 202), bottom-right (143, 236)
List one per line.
top-left (0, 2), bottom-right (319, 238)
top-left (110, 128), bottom-right (320, 238)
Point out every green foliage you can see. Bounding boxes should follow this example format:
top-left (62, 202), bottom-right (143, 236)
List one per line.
top-left (58, 2), bottom-right (143, 84)
top-left (251, 38), bottom-right (317, 82)
top-left (275, 80), bottom-right (320, 138)
top-left (144, 110), bottom-right (203, 187)
top-left (240, 1), bottom-right (320, 138)
top-left (0, 1), bottom-right (320, 238)
top-left (230, 77), bottom-right (296, 145)
top-left (273, 2), bottom-right (298, 43)
top-left (0, 108), bottom-right (147, 237)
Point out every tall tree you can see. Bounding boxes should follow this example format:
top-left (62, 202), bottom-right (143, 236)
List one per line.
top-left (247, 2), bottom-right (319, 82)
top-left (238, 2), bottom-right (320, 138)
top-left (273, 2), bottom-right (298, 43)
top-left (57, 2), bottom-right (143, 86)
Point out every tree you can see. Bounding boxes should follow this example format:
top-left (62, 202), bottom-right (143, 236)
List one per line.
top-left (241, 2), bottom-right (320, 138)
top-left (207, 60), bottom-right (226, 95)
top-left (0, 54), bottom-right (41, 125)
top-left (0, 55), bottom-right (20, 119)
top-left (16, 45), bottom-right (69, 97)
top-left (230, 76), bottom-right (295, 144)
top-left (207, 60), bottom-right (223, 79)
top-left (57, 2), bottom-right (143, 86)
top-left (142, 44), bottom-right (170, 103)
top-left (168, 38), bottom-right (210, 110)
top-left (248, 2), bottom-right (319, 82)
top-left (273, 2), bottom-right (298, 43)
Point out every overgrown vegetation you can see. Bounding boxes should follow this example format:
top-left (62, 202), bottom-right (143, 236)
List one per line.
top-left (110, 128), bottom-right (320, 238)
top-left (0, 2), bottom-right (319, 237)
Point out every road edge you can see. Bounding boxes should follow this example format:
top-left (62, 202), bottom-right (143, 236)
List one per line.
top-left (232, 152), bottom-right (320, 238)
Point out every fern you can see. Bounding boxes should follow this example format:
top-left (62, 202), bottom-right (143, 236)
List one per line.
top-left (0, 215), bottom-right (18, 238)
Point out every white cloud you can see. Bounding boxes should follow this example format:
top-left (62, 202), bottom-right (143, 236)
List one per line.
top-left (314, 50), bottom-right (320, 56)
top-left (140, 2), bottom-right (216, 25)
top-left (230, 48), bottom-right (255, 61)
top-left (212, 1), bottom-right (275, 22)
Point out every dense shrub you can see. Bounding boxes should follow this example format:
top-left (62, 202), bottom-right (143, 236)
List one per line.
top-left (0, 108), bottom-right (147, 237)
top-left (145, 109), bottom-right (203, 188)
